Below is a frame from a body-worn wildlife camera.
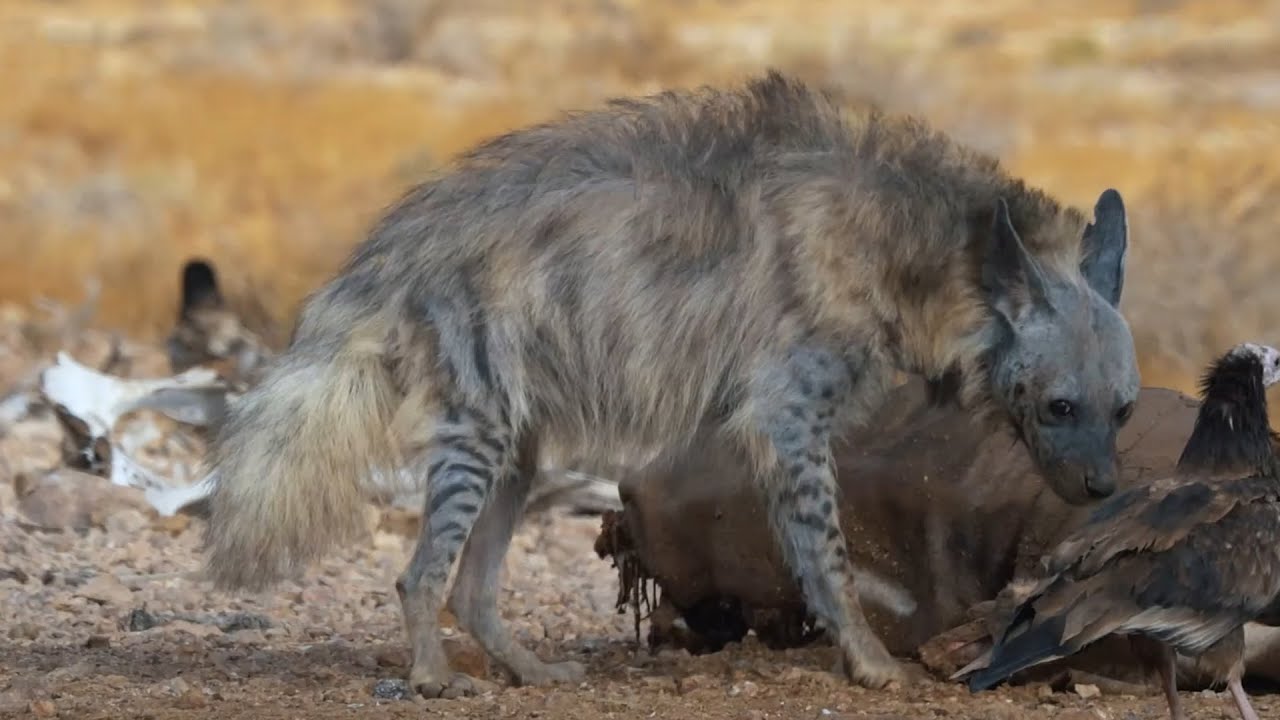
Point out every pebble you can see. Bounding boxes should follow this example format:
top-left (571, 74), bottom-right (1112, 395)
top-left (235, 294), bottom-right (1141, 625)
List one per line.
top-left (175, 687), bottom-right (208, 709)
top-left (443, 634), bottom-right (489, 678)
top-left (16, 469), bottom-right (151, 530)
top-left (164, 620), bottom-right (223, 639)
top-left (1073, 683), bottom-right (1101, 699)
top-left (372, 678), bottom-right (411, 701)
top-left (375, 646), bottom-right (410, 668)
top-left (677, 673), bottom-right (719, 695)
top-left (729, 680), bottom-right (761, 697)
top-left (227, 628), bottom-right (267, 645)
top-left (75, 574), bottom-right (133, 606)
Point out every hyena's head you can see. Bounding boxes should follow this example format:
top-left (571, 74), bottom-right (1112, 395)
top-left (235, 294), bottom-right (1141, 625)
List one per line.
top-left (981, 189), bottom-right (1139, 506)
top-left (166, 259), bottom-right (269, 385)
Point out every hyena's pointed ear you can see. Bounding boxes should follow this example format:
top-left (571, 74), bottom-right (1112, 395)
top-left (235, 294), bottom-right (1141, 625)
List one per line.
top-left (180, 259), bottom-right (223, 317)
top-left (1079, 188), bottom-right (1128, 307)
top-left (981, 197), bottom-right (1050, 320)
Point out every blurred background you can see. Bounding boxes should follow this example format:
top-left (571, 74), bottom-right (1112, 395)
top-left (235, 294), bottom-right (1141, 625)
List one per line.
top-left (1, 0), bottom-right (1278, 394)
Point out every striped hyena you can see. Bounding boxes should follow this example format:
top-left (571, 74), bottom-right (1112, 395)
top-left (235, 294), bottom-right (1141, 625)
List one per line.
top-left (202, 71), bottom-right (1139, 696)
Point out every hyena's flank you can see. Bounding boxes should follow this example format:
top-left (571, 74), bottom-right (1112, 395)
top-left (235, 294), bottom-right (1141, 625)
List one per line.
top-left (203, 71), bottom-right (1138, 696)
top-left (166, 259), bottom-right (270, 387)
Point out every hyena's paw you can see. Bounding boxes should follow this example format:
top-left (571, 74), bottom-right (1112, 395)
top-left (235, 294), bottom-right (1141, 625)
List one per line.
top-left (836, 640), bottom-right (910, 690)
top-left (513, 659), bottom-right (586, 687)
top-left (410, 668), bottom-right (498, 700)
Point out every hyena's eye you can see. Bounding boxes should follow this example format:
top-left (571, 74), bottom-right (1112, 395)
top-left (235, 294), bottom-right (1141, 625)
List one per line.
top-left (1048, 399), bottom-right (1075, 419)
top-left (1114, 402), bottom-right (1134, 424)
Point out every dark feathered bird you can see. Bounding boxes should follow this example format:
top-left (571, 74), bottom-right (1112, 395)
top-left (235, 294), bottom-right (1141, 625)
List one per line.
top-left (956, 342), bottom-right (1280, 720)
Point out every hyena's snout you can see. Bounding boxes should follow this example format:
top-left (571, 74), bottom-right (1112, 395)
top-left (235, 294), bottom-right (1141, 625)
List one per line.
top-left (1083, 461), bottom-right (1117, 499)
top-left (1039, 439), bottom-right (1120, 505)
top-left (1076, 441), bottom-right (1120, 500)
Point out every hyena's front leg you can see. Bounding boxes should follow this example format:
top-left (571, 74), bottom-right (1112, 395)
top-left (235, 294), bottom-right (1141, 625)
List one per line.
top-left (446, 435), bottom-right (586, 686)
top-left (753, 349), bottom-right (907, 690)
top-left (397, 405), bottom-right (513, 699)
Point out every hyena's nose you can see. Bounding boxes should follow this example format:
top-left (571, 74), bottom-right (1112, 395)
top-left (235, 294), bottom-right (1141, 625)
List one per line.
top-left (1084, 472), bottom-right (1115, 499)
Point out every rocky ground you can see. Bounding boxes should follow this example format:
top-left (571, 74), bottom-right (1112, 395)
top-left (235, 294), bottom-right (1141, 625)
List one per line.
top-left (5, 501), bottom-right (1274, 720)
top-left (1, 320), bottom-right (1273, 720)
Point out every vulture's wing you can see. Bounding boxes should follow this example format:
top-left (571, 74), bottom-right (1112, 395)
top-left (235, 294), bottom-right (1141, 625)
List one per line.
top-left (1044, 474), bottom-right (1279, 579)
top-left (964, 495), bottom-right (1280, 691)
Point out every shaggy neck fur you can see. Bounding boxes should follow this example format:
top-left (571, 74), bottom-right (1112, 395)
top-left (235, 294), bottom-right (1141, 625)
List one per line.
top-left (772, 98), bottom-right (1090, 423)
top-left (1177, 348), bottom-right (1279, 478)
top-left (878, 187), bottom-right (1089, 424)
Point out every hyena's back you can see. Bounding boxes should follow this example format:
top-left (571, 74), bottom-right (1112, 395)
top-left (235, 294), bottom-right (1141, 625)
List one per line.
top-left (204, 71), bottom-right (1059, 591)
top-left (303, 72), bottom-right (1013, 454)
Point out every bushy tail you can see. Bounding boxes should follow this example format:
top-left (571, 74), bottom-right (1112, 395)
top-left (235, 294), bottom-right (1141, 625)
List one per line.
top-left (201, 332), bottom-right (405, 592)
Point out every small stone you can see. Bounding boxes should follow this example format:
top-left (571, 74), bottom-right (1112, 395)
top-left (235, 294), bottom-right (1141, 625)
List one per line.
top-left (103, 508), bottom-right (149, 535)
top-left (729, 680), bottom-right (760, 697)
top-left (213, 611), bottom-right (272, 633)
top-left (443, 634), bottom-right (488, 678)
top-left (1073, 683), bottom-right (1101, 699)
top-left (124, 608), bottom-right (166, 632)
top-left (374, 647), bottom-right (409, 668)
top-left (778, 666), bottom-right (840, 688)
top-left (17, 469), bottom-right (150, 529)
top-left (1056, 710), bottom-right (1107, 720)
top-left (0, 689), bottom-right (30, 714)
top-left (99, 675), bottom-right (130, 689)
top-left (29, 700), bottom-right (56, 718)
top-left (371, 678), bottom-right (410, 700)
top-left (640, 675), bottom-right (677, 693)
top-left (677, 673), bottom-right (718, 695)
top-left (151, 514), bottom-right (191, 535)
top-left (0, 567), bottom-right (30, 584)
top-left (164, 620), bottom-right (222, 639)
top-left (9, 621), bottom-right (41, 641)
top-left (227, 629), bottom-right (266, 645)
top-left (75, 574), bottom-right (133, 606)
top-left (84, 635), bottom-right (110, 649)
top-left (299, 585), bottom-right (336, 605)
top-left (174, 687), bottom-right (207, 709)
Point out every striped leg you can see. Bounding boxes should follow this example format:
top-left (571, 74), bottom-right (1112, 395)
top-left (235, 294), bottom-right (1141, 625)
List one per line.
top-left (397, 406), bottom-right (512, 699)
top-left (752, 346), bottom-right (907, 690)
top-left (447, 434), bottom-right (586, 686)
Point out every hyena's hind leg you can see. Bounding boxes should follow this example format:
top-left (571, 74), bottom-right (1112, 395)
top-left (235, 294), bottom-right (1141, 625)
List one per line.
top-left (446, 434), bottom-right (586, 686)
top-left (397, 405), bottom-right (515, 699)
top-left (751, 347), bottom-right (907, 689)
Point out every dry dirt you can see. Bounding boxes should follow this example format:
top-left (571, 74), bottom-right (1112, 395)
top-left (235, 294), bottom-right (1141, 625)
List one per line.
top-left (5, 500), bottom-right (1276, 720)
top-left (0, 330), bottom-right (1269, 720)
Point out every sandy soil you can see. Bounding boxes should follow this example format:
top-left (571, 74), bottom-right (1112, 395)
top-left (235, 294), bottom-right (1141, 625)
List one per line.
top-left (2, 484), bottom-right (1272, 720)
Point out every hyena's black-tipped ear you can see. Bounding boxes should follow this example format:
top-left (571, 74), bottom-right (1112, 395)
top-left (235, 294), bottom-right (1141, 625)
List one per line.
top-left (180, 259), bottom-right (223, 317)
top-left (982, 197), bottom-right (1049, 319)
top-left (1080, 188), bottom-right (1127, 307)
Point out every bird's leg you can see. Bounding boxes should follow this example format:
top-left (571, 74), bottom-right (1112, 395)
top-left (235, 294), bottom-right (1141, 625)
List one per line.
top-left (1199, 629), bottom-right (1253, 720)
top-left (1151, 642), bottom-right (1184, 720)
top-left (1227, 677), bottom-right (1260, 720)
top-left (1130, 636), bottom-right (1183, 720)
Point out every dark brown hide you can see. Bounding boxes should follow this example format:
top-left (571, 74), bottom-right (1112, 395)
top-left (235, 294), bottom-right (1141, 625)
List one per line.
top-left (606, 379), bottom-right (1200, 675)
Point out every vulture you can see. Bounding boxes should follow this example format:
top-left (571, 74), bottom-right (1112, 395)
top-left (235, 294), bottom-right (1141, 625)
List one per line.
top-left (958, 341), bottom-right (1280, 720)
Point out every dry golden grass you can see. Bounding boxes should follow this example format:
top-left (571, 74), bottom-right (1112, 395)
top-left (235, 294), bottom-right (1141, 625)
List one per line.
top-left (1, 0), bottom-right (1277, 394)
